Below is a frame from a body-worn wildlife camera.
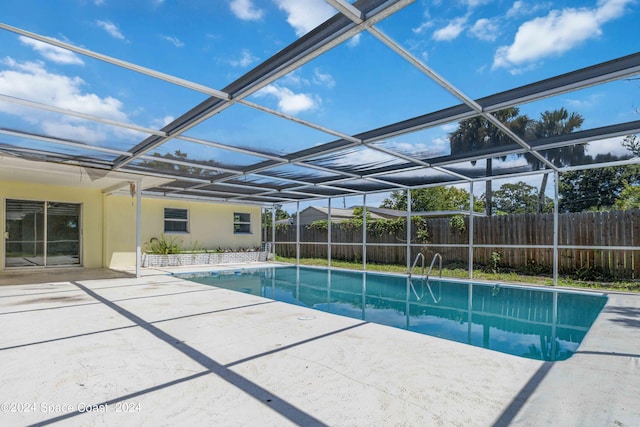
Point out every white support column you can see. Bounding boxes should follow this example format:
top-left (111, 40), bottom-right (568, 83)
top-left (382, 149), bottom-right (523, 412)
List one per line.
top-left (261, 207), bottom-right (265, 246)
top-left (362, 194), bottom-right (367, 271)
top-left (296, 201), bottom-right (300, 265)
top-left (271, 206), bottom-right (276, 261)
top-left (469, 181), bottom-right (474, 280)
top-left (328, 198), bottom-right (332, 268)
top-left (406, 189), bottom-right (412, 273)
top-left (135, 179), bottom-right (142, 278)
top-left (553, 171), bottom-right (559, 286)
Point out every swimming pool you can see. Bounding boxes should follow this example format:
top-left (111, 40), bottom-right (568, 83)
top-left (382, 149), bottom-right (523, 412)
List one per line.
top-left (176, 266), bottom-right (607, 361)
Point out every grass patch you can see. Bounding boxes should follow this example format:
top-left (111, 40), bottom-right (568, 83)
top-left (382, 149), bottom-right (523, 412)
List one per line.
top-left (275, 256), bottom-right (640, 293)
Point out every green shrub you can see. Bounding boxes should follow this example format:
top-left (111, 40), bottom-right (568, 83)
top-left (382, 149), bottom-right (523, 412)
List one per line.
top-left (146, 234), bottom-right (182, 254)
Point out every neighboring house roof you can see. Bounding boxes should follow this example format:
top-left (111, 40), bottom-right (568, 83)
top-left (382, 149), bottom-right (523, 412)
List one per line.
top-left (364, 207), bottom-right (406, 218)
top-left (303, 206), bottom-right (356, 219)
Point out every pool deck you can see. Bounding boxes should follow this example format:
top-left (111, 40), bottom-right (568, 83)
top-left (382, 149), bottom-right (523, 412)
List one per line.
top-left (0, 264), bottom-right (638, 426)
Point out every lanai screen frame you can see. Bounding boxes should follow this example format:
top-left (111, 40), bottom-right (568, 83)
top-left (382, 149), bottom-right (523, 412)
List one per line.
top-left (1, 0), bottom-right (640, 283)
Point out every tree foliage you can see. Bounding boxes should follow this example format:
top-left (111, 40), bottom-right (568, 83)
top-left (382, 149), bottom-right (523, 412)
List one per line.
top-left (559, 165), bottom-right (640, 212)
top-left (380, 186), bottom-right (483, 212)
top-left (262, 207), bottom-right (290, 229)
top-left (527, 108), bottom-right (585, 213)
top-left (449, 107), bottom-right (530, 215)
top-left (614, 181), bottom-right (640, 210)
top-left (492, 181), bottom-right (553, 214)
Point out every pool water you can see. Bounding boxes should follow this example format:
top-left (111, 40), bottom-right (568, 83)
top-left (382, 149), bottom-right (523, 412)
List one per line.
top-left (176, 266), bottom-right (607, 361)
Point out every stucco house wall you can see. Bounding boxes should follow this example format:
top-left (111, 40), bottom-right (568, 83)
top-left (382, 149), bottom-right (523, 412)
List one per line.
top-left (104, 196), bottom-right (262, 268)
top-left (1, 180), bottom-right (262, 270)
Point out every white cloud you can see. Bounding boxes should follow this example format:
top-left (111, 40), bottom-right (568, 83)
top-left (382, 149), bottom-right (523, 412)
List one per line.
top-left (94, 0), bottom-right (105, 5)
top-left (564, 93), bottom-right (604, 110)
top-left (313, 69), bottom-right (335, 88)
top-left (161, 35), bottom-right (184, 48)
top-left (19, 36), bottom-right (84, 66)
top-left (0, 58), bottom-right (131, 144)
top-left (347, 33), bottom-right (361, 48)
top-left (151, 115), bottom-right (175, 129)
top-left (384, 141), bottom-right (448, 158)
top-left (506, 0), bottom-right (526, 18)
top-left (95, 20), bottom-right (125, 40)
top-left (412, 21), bottom-right (434, 35)
top-left (229, 49), bottom-right (258, 67)
top-left (585, 135), bottom-right (628, 158)
top-left (432, 16), bottom-right (468, 41)
top-left (461, 0), bottom-right (493, 7)
top-left (229, 0), bottom-right (264, 21)
top-left (255, 84), bottom-right (318, 114)
top-left (469, 18), bottom-right (500, 41)
top-left (412, 8), bottom-right (433, 35)
top-left (506, 1), bottom-right (552, 19)
top-left (274, 0), bottom-right (335, 36)
top-left (493, 0), bottom-right (633, 70)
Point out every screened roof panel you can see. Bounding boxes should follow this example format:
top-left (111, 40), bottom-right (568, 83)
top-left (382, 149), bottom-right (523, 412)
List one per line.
top-left (257, 163), bottom-right (344, 185)
top-left (180, 101), bottom-right (338, 158)
top-left (327, 178), bottom-right (398, 192)
top-left (0, 130), bottom-right (119, 162)
top-left (303, 145), bottom-right (409, 175)
top-left (147, 139), bottom-right (266, 171)
top-left (371, 124), bottom-right (457, 161)
top-left (0, 143), bottom-right (115, 167)
top-left (223, 174), bottom-right (297, 191)
top-left (375, 0), bottom-right (640, 100)
top-left (434, 156), bottom-right (533, 181)
top-left (515, 78), bottom-right (640, 133)
top-left (125, 159), bottom-right (229, 182)
top-left (373, 167), bottom-right (464, 187)
top-left (247, 30), bottom-right (462, 136)
top-left (0, 101), bottom-right (152, 154)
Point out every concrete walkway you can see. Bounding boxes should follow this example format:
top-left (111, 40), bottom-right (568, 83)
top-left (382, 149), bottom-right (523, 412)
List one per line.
top-left (0, 267), bottom-right (638, 426)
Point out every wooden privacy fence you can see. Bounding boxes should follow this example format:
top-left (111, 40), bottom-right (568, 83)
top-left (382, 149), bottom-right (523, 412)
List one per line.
top-left (270, 209), bottom-right (640, 280)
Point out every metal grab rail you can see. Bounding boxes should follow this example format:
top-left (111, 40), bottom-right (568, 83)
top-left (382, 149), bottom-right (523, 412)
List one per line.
top-left (408, 252), bottom-right (442, 303)
top-left (426, 253), bottom-right (443, 281)
top-left (409, 252), bottom-right (425, 279)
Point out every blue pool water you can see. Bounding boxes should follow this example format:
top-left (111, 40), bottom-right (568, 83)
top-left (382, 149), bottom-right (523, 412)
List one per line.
top-left (176, 266), bottom-right (607, 361)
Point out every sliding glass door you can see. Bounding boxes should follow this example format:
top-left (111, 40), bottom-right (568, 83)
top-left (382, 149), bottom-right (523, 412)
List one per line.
top-left (5, 199), bottom-right (80, 268)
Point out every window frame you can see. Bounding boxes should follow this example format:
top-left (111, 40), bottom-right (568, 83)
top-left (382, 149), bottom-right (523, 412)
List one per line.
top-left (164, 208), bottom-right (189, 234)
top-left (233, 212), bottom-right (251, 234)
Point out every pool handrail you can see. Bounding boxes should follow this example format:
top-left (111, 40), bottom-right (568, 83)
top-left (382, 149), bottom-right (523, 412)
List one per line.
top-left (409, 252), bottom-right (443, 303)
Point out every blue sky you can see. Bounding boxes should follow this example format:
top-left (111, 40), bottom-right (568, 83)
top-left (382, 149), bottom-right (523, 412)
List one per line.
top-left (0, 0), bottom-right (639, 209)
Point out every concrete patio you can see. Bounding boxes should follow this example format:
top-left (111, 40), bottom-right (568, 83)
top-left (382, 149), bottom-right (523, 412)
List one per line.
top-left (0, 266), bottom-right (638, 426)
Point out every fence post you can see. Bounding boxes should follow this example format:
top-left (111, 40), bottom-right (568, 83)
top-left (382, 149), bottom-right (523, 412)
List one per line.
top-left (553, 171), bottom-right (559, 286)
top-left (363, 194), bottom-right (367, 271)
top-left (406, 189), bottom-right (412, 273)
top-left (328, 198), bottom-right (332, 268)
top-left (469, 181), bottom-right (474, 280)
top-left (296, 201), bottom-right (300, 265)
top-left (271, 206), bottom-right (276, 261)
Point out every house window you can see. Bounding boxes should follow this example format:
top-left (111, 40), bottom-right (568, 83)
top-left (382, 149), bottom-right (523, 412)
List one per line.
top-left (164, 208), bottom-right (189, 233)
top-left (234, 212), bottom-right (251, 234)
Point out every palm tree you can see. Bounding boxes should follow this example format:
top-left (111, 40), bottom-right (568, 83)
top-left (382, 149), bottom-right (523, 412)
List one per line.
top-left (528, 108), bottom-right (585, 213)
top-left (449, 108), bottom-right (530, 215)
